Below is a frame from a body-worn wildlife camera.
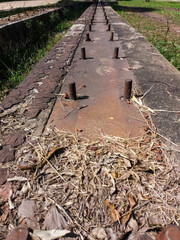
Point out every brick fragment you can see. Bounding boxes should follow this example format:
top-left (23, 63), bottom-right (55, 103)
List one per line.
top-left (139, 233), bottom-right (154, 240)
top-left (25, 109), bottom-right (41, 119)
top-left (0, 145), bottom-right (15, 163)
top-left (0, 182), bottom-right (11, 204)
top-left (2, 100), bottom-right (13, 109)
top-left (4, 130), bottom-right (26, 148)
top-left (5, 227), bottom-right (30, 240)
top-left (156, 226), bottom-right (180, 240)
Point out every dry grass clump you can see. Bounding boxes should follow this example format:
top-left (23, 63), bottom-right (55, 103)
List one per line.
top-left (3, 124), bottom-right (179, 239)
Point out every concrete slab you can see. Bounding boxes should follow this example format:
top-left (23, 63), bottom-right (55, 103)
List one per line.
top-left (105, 5), bottom-right (180, 148)
top-left (47, 4), bottom-right (145, 138)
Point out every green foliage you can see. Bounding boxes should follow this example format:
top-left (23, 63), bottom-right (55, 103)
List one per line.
top-left (0, 3), bottom-right (89, 96)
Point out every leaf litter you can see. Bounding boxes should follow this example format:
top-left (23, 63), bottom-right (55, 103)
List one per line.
top-left (1, 120), bottom-right (180, 240)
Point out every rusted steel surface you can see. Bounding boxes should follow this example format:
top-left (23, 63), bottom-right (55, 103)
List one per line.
top-left (69, 82), bottom-right (77, 100)
top-left (47, 3), bottom-right (145, 138)
top-left (124, 79), bottom-right (133, 100)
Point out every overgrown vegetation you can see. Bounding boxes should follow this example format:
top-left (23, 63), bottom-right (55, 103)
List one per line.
top-left (110, 1), bottom-right (180, 71)
top-left (0, 6), bottom-right (54, 19)
top-left (0, 3), bottom-right (89, 99)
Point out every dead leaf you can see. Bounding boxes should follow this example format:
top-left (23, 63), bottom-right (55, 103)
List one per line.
top-left (123, 159), bottom-right (131, 168)
top-left (148, 214), bottom-right (165, 226)
top-left (91, 228), bottom-right (107, 239)
top-left (43, 206), bottom-right (68, 230)
top-left (152, 133), bottom-right (157, 138)
top-left (126, 218), bottom-right (138, 240)
top-left (105, 200), bottom-right (120, 222)
top-left (87, 146), bottom-right (98, 151)
top-left (128, 194), bottom-right (136, 209)
top-left (122, 212), bottom-right (132, 226)
top-left (157, 155), bottom-right (163, 161)
top-left (63, 93), bottom-right (69, 99)
top-left (138, 192), bottom-right (152, 200)
top-left (119, 172), bottom-right (131, 180)
top-left (0, 203), bottom-right (9, 222)
top-left (18, 199), bottom-right (40, 229)
top-left (96, 149), bottom-right (103, 155)
top-left (46, 147), bottom-right (64, 161)
top-left (122, 195), bottom-right (136, 226)
top-left (112, 171), bottom-right (120, 179)
top-left (33, 229), bottom-right (70, 240)
top-left (102, 167), bottom-right (116, 194)
top-left (19, 147), bottom-right (65, 170)
top-left (106, 228), bottom-right (118, 240)
top-left (77, 128), bottom-right (83, 132)
top-left (0, 182), bottom-right (11, 205)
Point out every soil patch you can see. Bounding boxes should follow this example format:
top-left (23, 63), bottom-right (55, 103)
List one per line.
top-left (131, 8), bottom-right (180, 35)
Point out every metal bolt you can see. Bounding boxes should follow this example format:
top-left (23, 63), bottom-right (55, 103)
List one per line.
top-left (86, 33), bottom-right (91, 41)
top-left (113, 47), bottom-right (119, 58)
top-left (124, 79), bottom-right (133, 100)
top-left (81, 47), bottom-right (86, 59)
top-left (69, 82), bottom-right (77, 100)
top-left (106, 19), bottom-right (109, 25)
top-left (89, 24), bottom-right (91, 32)
top-left (107, 24), bottom-right (111, 31)
top-left (110, 32), bottom-right (114, 41)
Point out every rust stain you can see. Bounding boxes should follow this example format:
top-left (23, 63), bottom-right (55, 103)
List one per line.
top-left (47, 4), bottom-right (145, 139)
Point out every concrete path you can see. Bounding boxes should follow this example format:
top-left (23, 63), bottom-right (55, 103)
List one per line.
top-left (47, 3), bottom-right (145, 138)
top-left (0, 0), bottom-right (59, 10)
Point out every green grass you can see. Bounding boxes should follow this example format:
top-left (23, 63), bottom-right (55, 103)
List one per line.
top-left (110, 2), bottom-right (180, 71)
top-left (0, 3), bottom-right (89, 99)
top-left (109, 0), bottom-right (180, 25)
top-left (109, 0), bottom-right (180, 10)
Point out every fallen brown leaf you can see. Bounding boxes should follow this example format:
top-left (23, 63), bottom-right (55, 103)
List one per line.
top-left (0, 203), bottom-right (9, 222)
top-left (122, 194), bottom-right (136, 226)
top-left (112, 171), bottom-right (120, 179)
top-left (77, 128), bottom-right (83, 132)
top-left (128, 194), bottom-right (136, 209)
top-left (63, 93), bottom-right (69, 99)
top-left (87, 146), bottom-right (98, 151)
top-left (105, 200), bottom-right (120, 222)
top-left (46, 147), bottom-right (64, 160)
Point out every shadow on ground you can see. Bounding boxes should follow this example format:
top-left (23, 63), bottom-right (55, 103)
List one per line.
top-left (110, 3), bottom-right (156, 13)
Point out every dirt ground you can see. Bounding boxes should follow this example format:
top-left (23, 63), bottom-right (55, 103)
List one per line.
top-left (0, 0), bottom-right (59, 10)
top-left (128, 7), bottom-right (180, 35)
top-left (139, 11), bottom-right (180, 34)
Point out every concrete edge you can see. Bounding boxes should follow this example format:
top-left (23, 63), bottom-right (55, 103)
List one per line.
top-left (0, 3), bottom-right (93, 164)
top-left (106, 5), bottom-right (180, 151)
